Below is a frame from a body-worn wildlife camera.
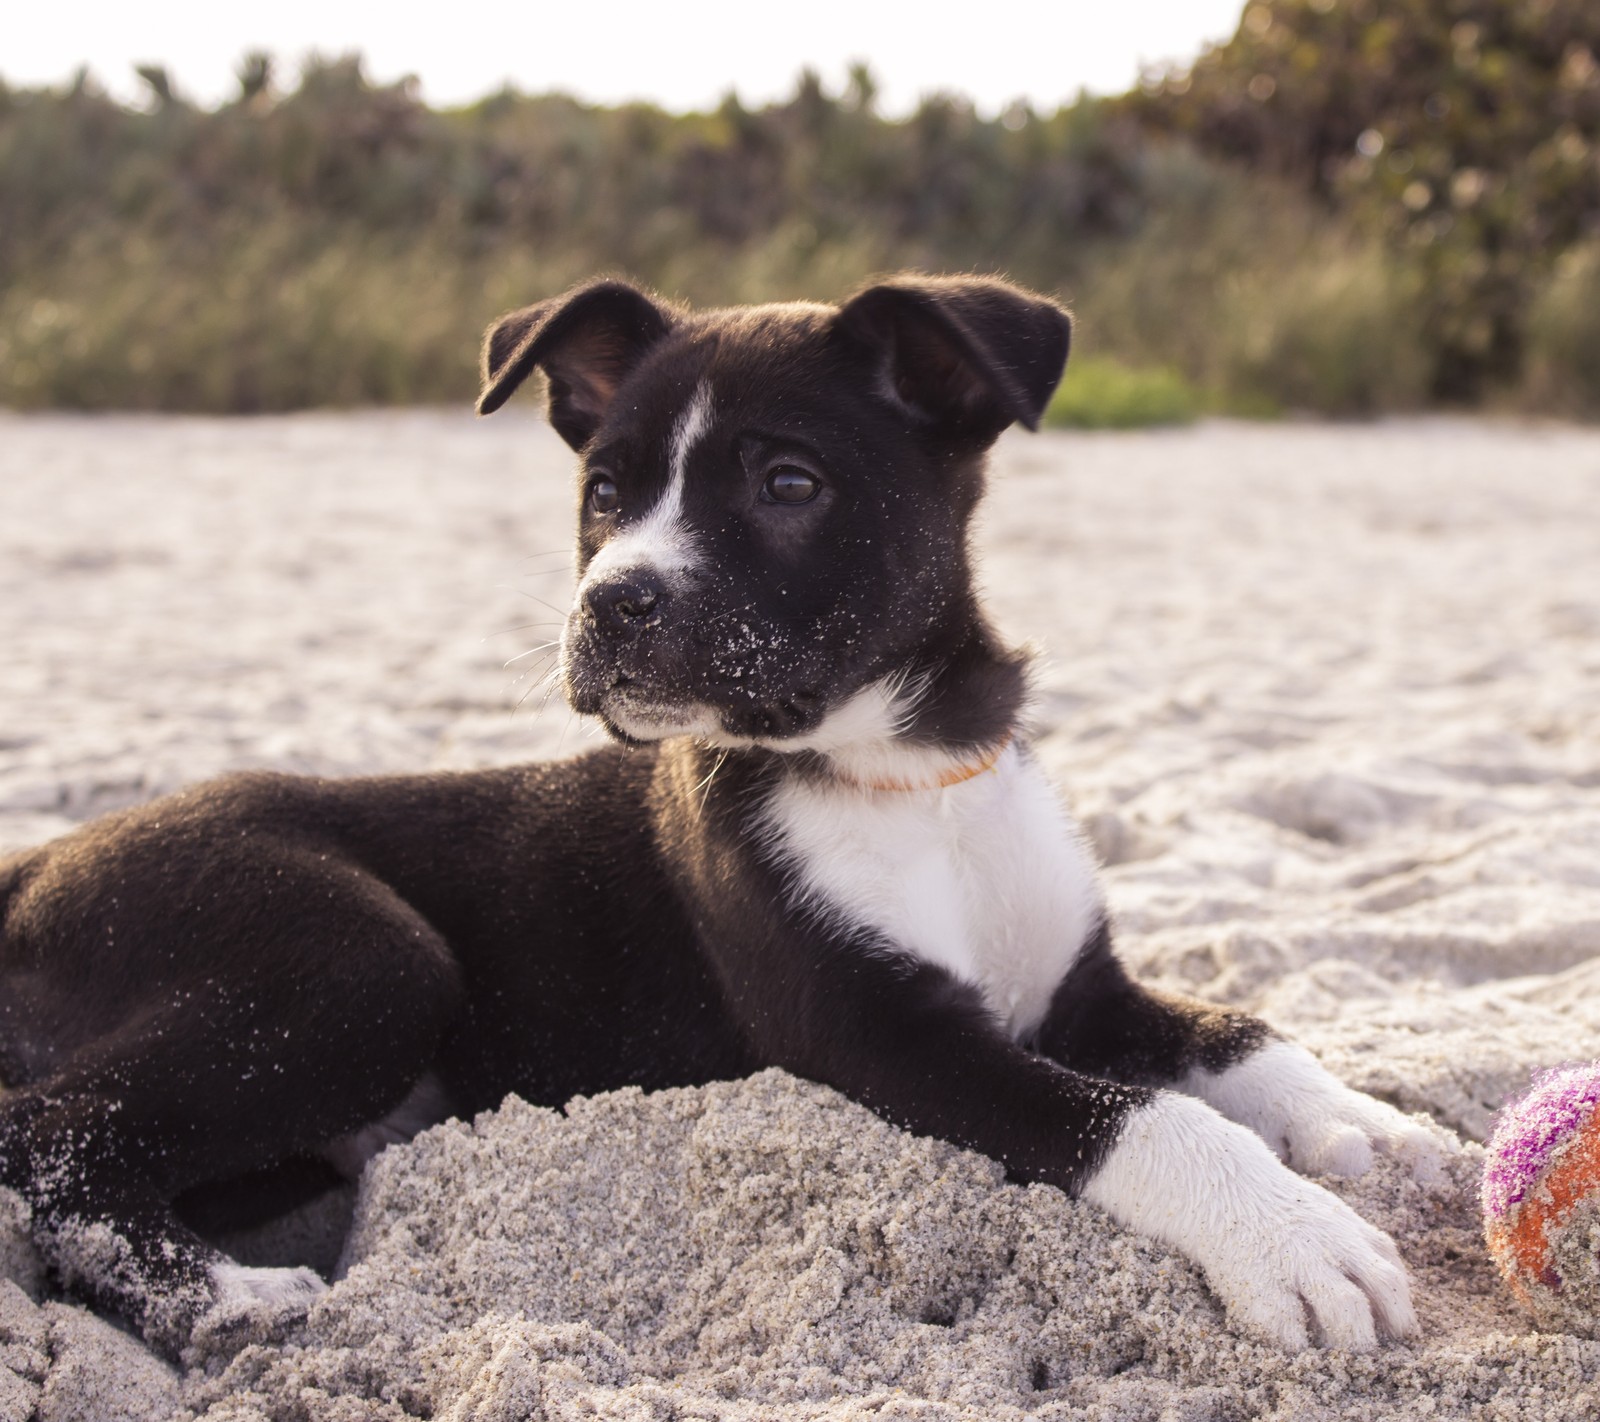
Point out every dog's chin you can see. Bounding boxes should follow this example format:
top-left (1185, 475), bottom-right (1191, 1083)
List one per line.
top-left (595, 691), bottom-right (727, 745)
top-left (567, 661), bottom-right (835, 748)
top-left (596, 694), bottom-right (854, 750)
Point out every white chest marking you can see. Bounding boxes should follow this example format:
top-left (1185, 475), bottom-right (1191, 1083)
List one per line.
top-left (759, 746), bottom-right (1103, 1039)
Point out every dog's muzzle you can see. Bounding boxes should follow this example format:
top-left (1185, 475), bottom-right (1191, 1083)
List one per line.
top-left (563, 571), bottom-right (699, 730)
top-left (562, 571), bottom-right (838, 743)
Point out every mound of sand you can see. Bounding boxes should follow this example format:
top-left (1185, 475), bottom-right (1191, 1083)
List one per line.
top-left (2, 413), bottom-right (1599, 1419)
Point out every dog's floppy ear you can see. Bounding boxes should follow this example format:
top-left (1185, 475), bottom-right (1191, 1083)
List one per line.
top-left (477, 279), bottom-right (675, 448)
top-left (835, 275), bottom-right (1071, 436)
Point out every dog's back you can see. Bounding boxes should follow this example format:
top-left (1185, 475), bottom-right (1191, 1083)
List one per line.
top-left (0, 848), bottom-right (38, 1085)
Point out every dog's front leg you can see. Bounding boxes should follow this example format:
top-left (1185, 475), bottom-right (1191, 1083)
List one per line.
top-left (1038, 921), bottom-right (1453, 1183)
top-left (1028, 921), bottom-right (1455, 1348)
top-left (698, 908), bottom-right (1414, 1351)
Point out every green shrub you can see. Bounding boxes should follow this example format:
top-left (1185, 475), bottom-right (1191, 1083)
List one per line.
top-left (1066, 158), bottom-right (1430, 417)
top-left (1523, 243), bottom-right (1600, 416)
top-left (1044, 355), bottom-right (1202, 429)
top-left (1218, 244), bottom-right (1432, 416)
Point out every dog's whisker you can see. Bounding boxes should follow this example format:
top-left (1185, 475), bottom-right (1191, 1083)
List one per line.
top-left (693, 750), bottom-right (731, 816)
top-left (504, 642), bottom-right (561, 668)
top-left (555, 706), bottom-right (579, 755)
top-left (531, 682), bottom-right (563, 723)
top-left (509, 662), bottom-right (556, 692)
top-left (483, 620), bottom-right (565, 640)
top-left (495, 584), bottom-right (572, 618)
top-left (515, 658), bottom-right (564, 710)
top-left (883, 663), bottom-right (936, 735)
top-left (516, 662), bottom-right (562, 712)
top-left (512, 662), bottom-right (563, 691)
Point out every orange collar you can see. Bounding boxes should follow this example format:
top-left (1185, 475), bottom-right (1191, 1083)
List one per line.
top-left (840, 734), bottom-right (1012, 793)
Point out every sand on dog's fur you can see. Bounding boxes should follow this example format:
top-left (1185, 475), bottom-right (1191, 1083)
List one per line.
top-left (2, 413), bottom-right (1600, 1419)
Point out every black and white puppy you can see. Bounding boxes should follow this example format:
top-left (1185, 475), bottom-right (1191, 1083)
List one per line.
top-left (0, 275), bottom-right (1447, 1355)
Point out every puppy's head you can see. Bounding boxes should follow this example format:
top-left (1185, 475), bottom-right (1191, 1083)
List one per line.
top-left (478, 275), bottom-right (1069, 749)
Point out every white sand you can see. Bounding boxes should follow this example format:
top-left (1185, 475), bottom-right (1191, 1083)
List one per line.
top-left (1, 411), bottom-right (1599, 1420)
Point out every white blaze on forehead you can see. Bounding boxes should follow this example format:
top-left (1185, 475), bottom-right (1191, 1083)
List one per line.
top-left (578, 379), bottom-right (713, 591)
top-left (668, 380), bottom-right (715, 491)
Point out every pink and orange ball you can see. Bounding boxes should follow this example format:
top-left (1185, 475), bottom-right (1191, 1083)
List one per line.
top-left (1482, 1063), bottom-right (1600, 1336)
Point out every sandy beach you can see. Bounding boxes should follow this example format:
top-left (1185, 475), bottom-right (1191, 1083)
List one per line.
top-left (2, 411), bottom-right (1599, 1420)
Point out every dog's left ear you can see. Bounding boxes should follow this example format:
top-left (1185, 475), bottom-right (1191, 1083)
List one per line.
top-left (835, 275), bottom-right (1071, 437)
top-left (476, 279), bottom-right (675, 448)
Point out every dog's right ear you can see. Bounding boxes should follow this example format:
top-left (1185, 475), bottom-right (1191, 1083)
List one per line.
top-left (476, 280), bottom-right (674, 448)
top-left (834, 275), bottom-right (1071, 439)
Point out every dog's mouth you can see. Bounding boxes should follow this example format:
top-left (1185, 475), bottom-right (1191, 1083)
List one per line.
top-left (570, 662), bottom-right (833, 746)
top-left (600, 680), bottom-right (830, 744)
top-left (561, 601), bottom-right (842, 746)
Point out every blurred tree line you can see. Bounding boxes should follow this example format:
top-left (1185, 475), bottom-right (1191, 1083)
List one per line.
top-left (2, 0), bottom-right (1598, 415)
top-left (1135, 0), bottom-right (1600, 406)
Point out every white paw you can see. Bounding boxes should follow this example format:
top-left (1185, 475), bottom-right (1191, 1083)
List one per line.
top-left (1183, 1040), bottom-right (1457, 1183)
top-left (210, 1261), bottom-right (327, 1312)
top-left (1083, 1092), bottom-right (1418, 1351)
top-left (186, 1262), bottom-right (327, 1360)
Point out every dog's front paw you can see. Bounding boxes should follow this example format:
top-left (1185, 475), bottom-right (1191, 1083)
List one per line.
top-left (1082, 1092), bottom-right (1417, 1351)
top-left (1198, 1161), bottom-right (1415, 1351)
top-left (1185, 1040), bottom-right (1455, 1183)
top-left (188, 1262), bottom-right (327, 1357)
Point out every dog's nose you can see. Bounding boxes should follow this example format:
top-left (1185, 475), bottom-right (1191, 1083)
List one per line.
top-left (585, 575), bottom-right (664, 631)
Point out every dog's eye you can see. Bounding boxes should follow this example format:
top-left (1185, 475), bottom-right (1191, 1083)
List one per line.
top-left (588, 478), bottom-right (620, 514)
top-left (761, 465), bottom-right (820, 505)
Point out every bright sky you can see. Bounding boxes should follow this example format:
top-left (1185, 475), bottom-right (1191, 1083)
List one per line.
top-left (6, 0), bottom-right (1246, 115)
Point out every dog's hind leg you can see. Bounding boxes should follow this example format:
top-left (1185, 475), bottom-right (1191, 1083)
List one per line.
top-left (0, 901), bottom-right (464, 1353)
top-left (0, 1081), bottom-right (263, 1345)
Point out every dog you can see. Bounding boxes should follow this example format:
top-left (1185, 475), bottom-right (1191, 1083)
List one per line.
top-left (0, 274), bottom-right (1449, 1356)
